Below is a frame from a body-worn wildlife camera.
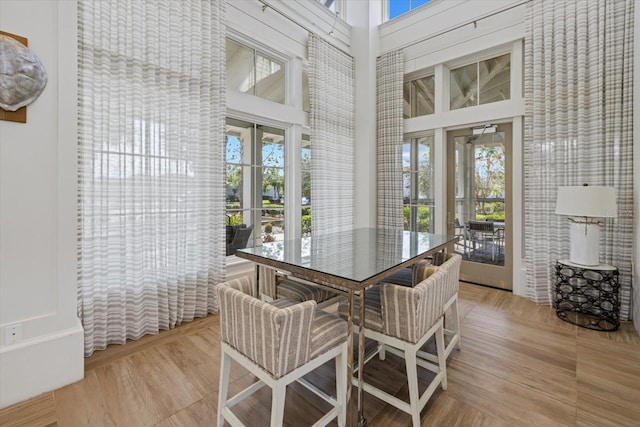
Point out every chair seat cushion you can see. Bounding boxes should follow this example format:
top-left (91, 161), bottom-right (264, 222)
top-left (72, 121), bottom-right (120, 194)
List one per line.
top-left (270, 299), bottom-right (348, 359)
top-left (381, 268), bottom-right (413, 287)
top-left (309, 309), bottom-right (348, 359)
top-left (381, 261), bottom-right (438, 288)
top-left (337, 285), bottom-right (383, 333)
top-left (276, 278), bottom-right (338, 304)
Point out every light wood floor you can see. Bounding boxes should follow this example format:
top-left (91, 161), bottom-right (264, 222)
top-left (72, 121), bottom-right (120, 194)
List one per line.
top-left (2, 282), bottom-right (640, 427)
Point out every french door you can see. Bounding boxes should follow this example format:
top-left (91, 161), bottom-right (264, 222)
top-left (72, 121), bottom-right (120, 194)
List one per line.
top-left (446, 123), bottom-right (512, 290)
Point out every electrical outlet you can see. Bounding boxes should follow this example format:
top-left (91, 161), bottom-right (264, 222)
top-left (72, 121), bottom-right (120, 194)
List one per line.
top-left (5, 324), bottom-right (22, 345)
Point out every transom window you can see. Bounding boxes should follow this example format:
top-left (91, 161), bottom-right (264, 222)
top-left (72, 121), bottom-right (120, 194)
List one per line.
top-left (403, 75), bottom-right (435, 118)
top-left (226, 38), bottom-right (285, 104)
top-left (450, 53), bottom-right (511, 110)
top-left (387, 0), bottom-right (433, 20)
top-left (316, 0), bottom-right (344, 16)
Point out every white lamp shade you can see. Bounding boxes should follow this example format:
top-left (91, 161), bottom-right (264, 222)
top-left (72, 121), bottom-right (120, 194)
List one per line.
top-left (555, 186), bottom-right (617, 218)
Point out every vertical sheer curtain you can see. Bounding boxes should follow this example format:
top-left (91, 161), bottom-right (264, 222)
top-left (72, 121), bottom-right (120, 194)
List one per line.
top-left (308, 33), bottom-right (355, 234)
top-left (78, 0), bottom-right (226, 356)
top-left (376, 50), bottom-right (404, 230)
top-left (524, 0), bottom-right (634, 319)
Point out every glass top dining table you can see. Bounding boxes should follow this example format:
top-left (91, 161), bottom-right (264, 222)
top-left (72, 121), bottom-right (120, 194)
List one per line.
top-left (236, 227), bottom-right (458, 427)
top-left (236, 227), bottom-right (458, 292)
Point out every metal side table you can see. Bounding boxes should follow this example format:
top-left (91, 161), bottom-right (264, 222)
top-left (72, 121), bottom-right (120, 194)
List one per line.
top-left (554, 260), bottom-right (620, 331)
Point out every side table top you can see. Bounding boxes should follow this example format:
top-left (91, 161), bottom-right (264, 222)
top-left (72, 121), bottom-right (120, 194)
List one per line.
top-left (557, 259), bottom-right (617, 271)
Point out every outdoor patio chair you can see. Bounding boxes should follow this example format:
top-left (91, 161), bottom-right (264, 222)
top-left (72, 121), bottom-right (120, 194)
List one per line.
top-left (467, 220), bottom-right (498, 261)
top-left (226, 224), bottom-right (254, 256)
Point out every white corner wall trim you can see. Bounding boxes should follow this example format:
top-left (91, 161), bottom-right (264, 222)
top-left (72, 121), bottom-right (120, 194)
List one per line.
top-left (633, 0), bottom-right (640, 333)
top-left (0, 318), bottom-right (84, 409)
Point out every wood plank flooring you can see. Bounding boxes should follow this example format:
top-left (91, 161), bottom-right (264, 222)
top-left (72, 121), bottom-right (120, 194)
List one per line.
top-left (2, 282), bottom-right (639, 426)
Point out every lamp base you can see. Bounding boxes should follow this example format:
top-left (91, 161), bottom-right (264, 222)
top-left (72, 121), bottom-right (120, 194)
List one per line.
top-left (569, 221), bottom-right (600, 266)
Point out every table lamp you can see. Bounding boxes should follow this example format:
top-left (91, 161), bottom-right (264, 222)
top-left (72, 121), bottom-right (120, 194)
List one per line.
top-left (554, 185), bottom-right (617, 266)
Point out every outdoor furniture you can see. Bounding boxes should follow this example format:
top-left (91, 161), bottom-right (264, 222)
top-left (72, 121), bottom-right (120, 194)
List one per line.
top-left (226, 224), bottom-right (254, 256)
top-left (467, 220), bottom-right (499, 261)
top-left (217, 276), bottom-right (349, 427)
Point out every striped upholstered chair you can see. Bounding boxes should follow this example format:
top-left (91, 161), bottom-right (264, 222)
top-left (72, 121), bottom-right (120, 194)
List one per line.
top-left (258, 265), bottom-right (345, 309)
top-left (338, 264), bottom-right (451, 427)
top-left (428, 252), bottom-right (463, 359)
top-left (217, 277), bottom-right (349, 427)
top-left (382, 253), bottom-right (462, 360)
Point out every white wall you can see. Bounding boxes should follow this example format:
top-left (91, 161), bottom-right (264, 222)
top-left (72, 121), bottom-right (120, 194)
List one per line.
top-left (0, 0), bottom-right (83, 408)
top-left (633, 1), bottom-right (639, 334)
top-left (348, 0), bottom-right (382, 228)
top-left (379, 0), bottom-right (527, 295)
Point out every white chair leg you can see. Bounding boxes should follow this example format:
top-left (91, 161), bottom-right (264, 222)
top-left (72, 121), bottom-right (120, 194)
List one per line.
top-left (452, 295), bottom-right (461, 351)
top-left (271, 382), bottom-right (286, 427)
top-left (378, 341), bottom-right (386, 360)
top-left (405, 348), bottom-right (421, 427)
top-left (217, 351), bottom-right (231, 427)
top-left (336, 342), bottom-right (348, 427)
top-left (435, 324), bottom-right (448, 391)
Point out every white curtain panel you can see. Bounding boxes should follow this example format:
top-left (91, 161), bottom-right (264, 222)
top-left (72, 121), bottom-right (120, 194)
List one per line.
top-left (524, 0), bottom-right (634, 319)
top-left (376, 50), bottom-right (405, 230)
top-left (78, 0), bottom-right (226, 356)
top-left (308, 33), bottom-right (355, 235)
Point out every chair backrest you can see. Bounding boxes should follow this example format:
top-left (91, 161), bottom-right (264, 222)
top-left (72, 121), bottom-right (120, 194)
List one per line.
top-left (432, 252), bottom-right (462, 303)
top-left (379, 269), bottom-right (446, 343)
top-left (226, 225), bottom-right (254, 256)
top-left (468, 220), bottom-right (494, 232)
top-left (218, 277), bottom-right (317, 378)
top-left (258, 265), bottom-right (278, 299)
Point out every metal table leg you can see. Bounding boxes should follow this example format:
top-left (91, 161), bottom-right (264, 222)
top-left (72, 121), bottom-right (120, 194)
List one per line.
top-left (357, 290), bottom-right (366, 427)
top-left (346, 289), bottom-right (367, 427)
top-left (346, 290), bottom-right (355, 427)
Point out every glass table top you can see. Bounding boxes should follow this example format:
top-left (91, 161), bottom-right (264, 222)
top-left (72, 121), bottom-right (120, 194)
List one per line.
top-left (237, 227), bottom-right (457, 285)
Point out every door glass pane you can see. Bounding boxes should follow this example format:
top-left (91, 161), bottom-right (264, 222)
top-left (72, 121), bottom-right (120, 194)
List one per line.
top-left (301, 134), bottom-right (311, 236)
top-left (225, 118), bottom-right (252, 226)
top-left (255, 53), bottom-right (284, 104)
top-left (260, 127), bottom-right (285, 241)
top-left (226, 39), bottom-right (254, 94)
top-left (454, 132), bottom-right (506, 266)
top-left (416, 137), bottom-right (432, 203)
top-left (479, 53), bottom-right (510, 105)
top-left (450, 63), bottom-right (477, 110)
top-left (403, 136), bottom-right (434, 232)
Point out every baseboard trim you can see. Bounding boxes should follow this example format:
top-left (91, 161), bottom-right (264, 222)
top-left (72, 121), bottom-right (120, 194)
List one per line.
top-left (0, 319), bottom-right (84, 409)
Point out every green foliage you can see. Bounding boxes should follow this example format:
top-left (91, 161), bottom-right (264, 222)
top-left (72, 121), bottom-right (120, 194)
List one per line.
top-left (226, 212), bottom-right (243, 226)
top-left (403, 206), bottom-right (431, 231)
top-left (301, 207), bottom-right (311, 216)
top-left (301, 215), bottom-right (312, 234)
top-left (264, 222), bottom-right (273, 233)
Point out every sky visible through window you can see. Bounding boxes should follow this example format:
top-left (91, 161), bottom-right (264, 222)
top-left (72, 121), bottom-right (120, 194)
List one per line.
top-left (389, 0), bottom-right (432, 20)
